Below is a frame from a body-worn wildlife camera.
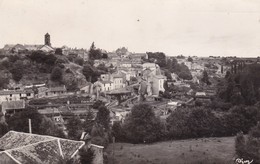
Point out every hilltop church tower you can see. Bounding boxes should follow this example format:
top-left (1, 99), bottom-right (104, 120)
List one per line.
top-left (44, 33), bottom-right (51, 46)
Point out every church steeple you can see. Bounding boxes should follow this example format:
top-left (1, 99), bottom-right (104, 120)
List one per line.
top-left (44, 33), bottom-right (51, 46)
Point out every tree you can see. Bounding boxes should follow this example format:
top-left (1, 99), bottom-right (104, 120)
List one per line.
top-left (66, 115), bottom-right (83, 140)
top-left (92, 100), bottom-right (105, 109)
top-left (91, 123), bottom-right (109, 147)
top-left (112, 122), bottom-right (125, 142)
top-left (116, 47), bottom-right (128, 56)
top-left (57, 157), bottom-right (74, 164)
top-left (66, 80), bottom-right (79, 92)
top-left (167, 108), bottom-right (191, 139)
top-left (147, 52), bottom-right (166, 67)
top-left (55, 48), bottom-right (63, 55)
top-left (235, 123), bottom-right (260, 163)
top-left (165, 57), bottom-right (192, 80)
top-left (10, 60), bottom-right (24, 82)
top-left (175, 63), bottom-right (192, 80)
top-left (123, 104), bottom-right (163, 143)
top-left (0, 76), bottom-right (9, 89)
top-left (201, 70), bottom-right (211, 85)
top-left (96, 63), bottom-right (108, 73)
top-left (89, 42), bottom-right (102, 60)
top-left (83, 110), bottom-right (95, 133)
top-left (51, 67), bottom-right (63, 82)
top-left (79, 148), bottom-right (95, 164)
top-left (225, 105), bottom-right (260, 134)
top-left (82, 64), bottom-right (99, 83)
top-left (96, 105), bottom-right (110, 130)
top-left (221, 65), bottom-right (224, 74)
top-left (29, 51), bottom-right (57, 66)
top-left (0, 122), bottom-right (8, 137)
top-left (6, 108), bottom-right (43, 134)
top-left (164, 70), bottom-right (172, 80)
top-left (8, 55), bottom-right (20, 63)
top-left (167, 107), bottom-right (221, 139)
top-left (187, 56), bottom-right (193, 62)
top-left (75, 57), bottom-right (84, 66)
top-left (235, 132), bottom-right (246, 158)
top-left (102, 53), bottom-right (108, 59)
top-left (1, 59), bottom-right (11, 69)
top-left (38, 116), bottom-right (65, 138)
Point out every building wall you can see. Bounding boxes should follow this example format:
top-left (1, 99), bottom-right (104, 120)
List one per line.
top-left (150, 77), bottom-right (165, 96)
top-left (104, 83), bottom-right (114, 91)
top-left (113, 77), bottom-right (124, 89)
top-left (80, 85), bottom-right (91, 93)
top-left (100, 74), bottom-right (110, 81)
top-left (120, 63), bottom-right (132, 68)
top-left (0, 92), bottom-right (34, 103)
top-left (91, 145), bottom-right (104, 164)
top-left (142, 63), bottom-right (157, 71)
top-left (44, 91), bottom-right (66, 97)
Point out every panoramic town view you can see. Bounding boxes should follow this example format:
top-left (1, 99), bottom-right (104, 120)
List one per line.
top-left (0, 0), bottom-right (260, 164)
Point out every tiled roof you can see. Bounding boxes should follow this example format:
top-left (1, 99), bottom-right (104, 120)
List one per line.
top-left (38, 108), bottom-right (61, 115)
top-left (0, 131), bottom-right (85, 164)
top-left (130, 53), bottom-right (147, 58)
top-left (100, 81), bottom-right (113, 84)
top-left (153, 75), bottom-right (166, 79)
top-left (48, 86), bottom-right (67, 92)
top-left (195, 92), bottom-right (206, 96)
top-left (0, 89), bottom-right (33, 95)
top-left (2, 100), bottom-right (25, 111)
top-left (112, 74), bottom-right (124, 78)
top-left (23, 44), bottom-right (42, 50)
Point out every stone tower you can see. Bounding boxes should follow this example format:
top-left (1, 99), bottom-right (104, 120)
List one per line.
top-left (44, 33), bottom-right (51, 46)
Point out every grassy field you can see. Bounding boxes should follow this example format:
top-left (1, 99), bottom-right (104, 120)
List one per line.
top-left (105, 137), bottom-right (235, 164)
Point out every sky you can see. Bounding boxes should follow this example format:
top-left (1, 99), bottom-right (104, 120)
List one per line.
top-left (0, 0), bottom-right (260, 57)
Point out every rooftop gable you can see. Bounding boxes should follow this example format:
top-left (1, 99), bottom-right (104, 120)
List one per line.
top-left (0, 131), bottom-right (85, 164)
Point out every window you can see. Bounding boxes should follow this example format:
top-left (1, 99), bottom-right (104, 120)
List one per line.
top-left (19, 93), bottom-right (22, 97)
top-left (26, 93), bottom-right (31, 97)
top-left (10, 94), bottom-right (12, 97)
top-left (46, 92), bottom-right (48, 96)
top-left (54, 91), bottom-right (56, 94)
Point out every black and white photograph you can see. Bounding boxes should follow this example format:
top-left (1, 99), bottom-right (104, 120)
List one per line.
top-left (0, 0), bottom-right (260, 163)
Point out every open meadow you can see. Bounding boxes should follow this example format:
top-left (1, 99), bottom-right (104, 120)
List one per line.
top-left (106, 137), bottom-right (235, 164)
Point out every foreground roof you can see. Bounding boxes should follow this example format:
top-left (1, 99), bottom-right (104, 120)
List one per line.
top-left (0, 131), bottom-right (85, 164)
